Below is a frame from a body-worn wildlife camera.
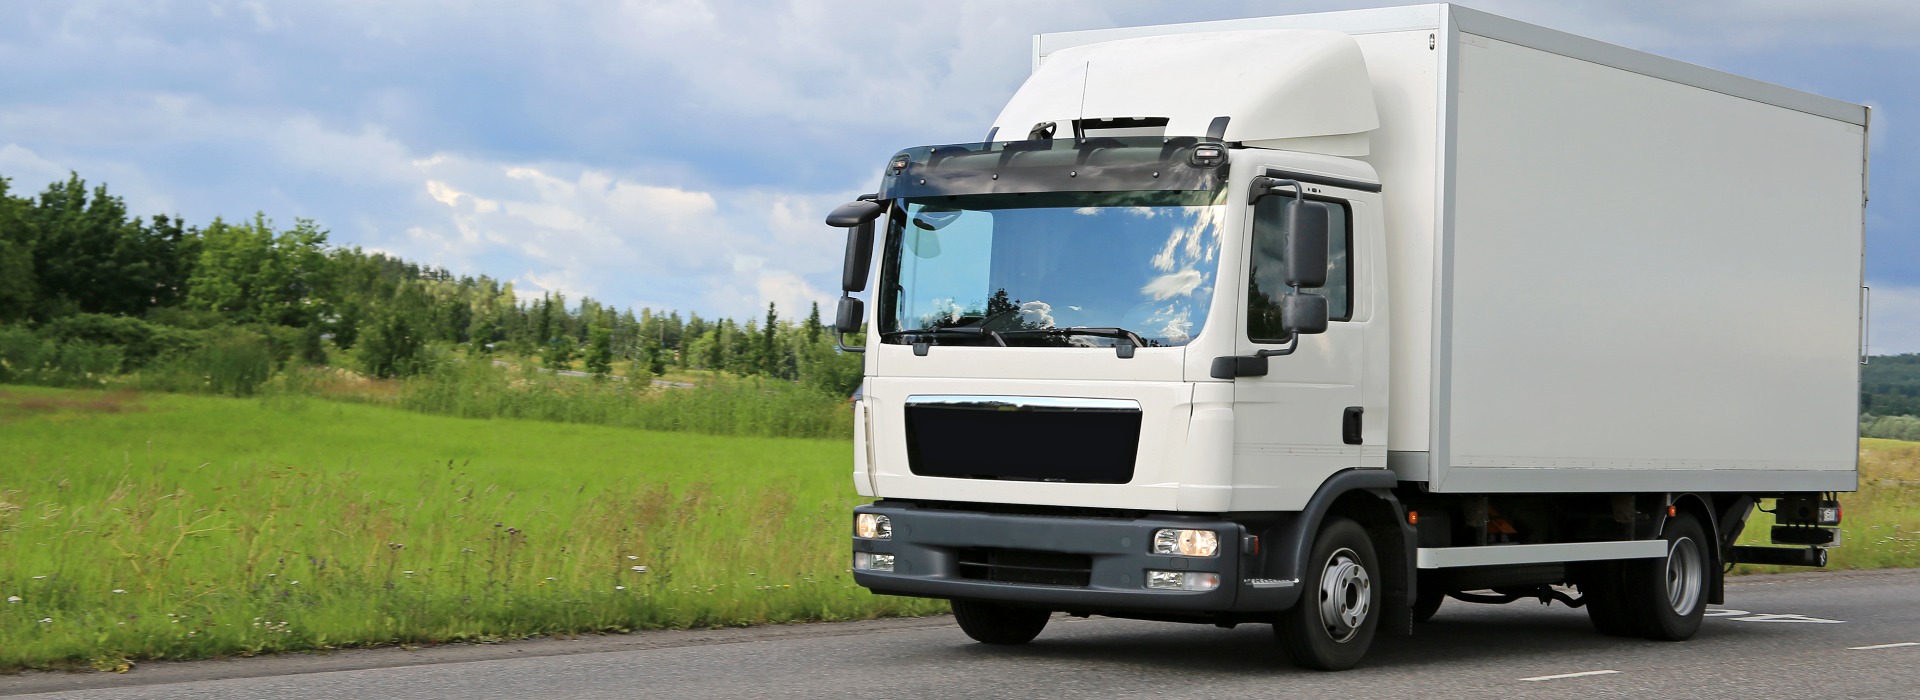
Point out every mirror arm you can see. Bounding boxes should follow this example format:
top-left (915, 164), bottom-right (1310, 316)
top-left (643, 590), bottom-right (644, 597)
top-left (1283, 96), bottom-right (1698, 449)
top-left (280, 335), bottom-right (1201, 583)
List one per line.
top-left (1256, 336), bottom-right (1299, 358)
top-left (835, 328), bottom-right (865, 354)
top-left (1248, 176), bottom-right (1304, 205)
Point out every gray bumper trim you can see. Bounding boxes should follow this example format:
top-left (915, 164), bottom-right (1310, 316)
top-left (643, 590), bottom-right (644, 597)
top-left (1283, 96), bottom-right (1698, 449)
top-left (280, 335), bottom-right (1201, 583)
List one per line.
top-left (851, 503), bottom-right (1243, 612)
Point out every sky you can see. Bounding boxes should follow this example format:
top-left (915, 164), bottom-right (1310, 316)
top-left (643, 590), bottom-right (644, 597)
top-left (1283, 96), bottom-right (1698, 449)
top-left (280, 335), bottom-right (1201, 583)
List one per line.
top-left (0, 1), bottom-right (1915, 351)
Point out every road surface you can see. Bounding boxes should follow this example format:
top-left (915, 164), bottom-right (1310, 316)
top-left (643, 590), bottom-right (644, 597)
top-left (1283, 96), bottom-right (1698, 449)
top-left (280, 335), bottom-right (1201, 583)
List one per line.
top-left (5, 568), bottom-right (1917, 699)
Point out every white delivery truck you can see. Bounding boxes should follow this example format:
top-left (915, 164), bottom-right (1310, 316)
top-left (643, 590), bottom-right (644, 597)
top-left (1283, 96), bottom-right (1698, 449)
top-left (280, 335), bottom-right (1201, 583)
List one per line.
top-left (824, 4), bottom-right (1867, 670)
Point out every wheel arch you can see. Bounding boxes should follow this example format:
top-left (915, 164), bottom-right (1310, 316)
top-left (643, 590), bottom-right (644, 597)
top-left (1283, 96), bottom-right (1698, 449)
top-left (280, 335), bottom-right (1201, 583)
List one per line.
top-left (1327, 487), bottom-right (1417, 637)
top-left (1668, 492), bottom-right (1724, 605)
top-left (1256, 469), bottom-right (1414, 635)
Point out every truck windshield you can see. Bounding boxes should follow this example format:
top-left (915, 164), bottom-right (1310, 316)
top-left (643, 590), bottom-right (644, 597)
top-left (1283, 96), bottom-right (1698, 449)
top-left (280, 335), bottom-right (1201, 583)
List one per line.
top-left (879, 190), bottom-right (1225, 348)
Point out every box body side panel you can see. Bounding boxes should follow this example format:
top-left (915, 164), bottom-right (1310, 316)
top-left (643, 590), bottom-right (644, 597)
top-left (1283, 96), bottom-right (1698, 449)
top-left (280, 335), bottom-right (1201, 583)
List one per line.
top-left (1436, 33), bottom-right (1865, 492)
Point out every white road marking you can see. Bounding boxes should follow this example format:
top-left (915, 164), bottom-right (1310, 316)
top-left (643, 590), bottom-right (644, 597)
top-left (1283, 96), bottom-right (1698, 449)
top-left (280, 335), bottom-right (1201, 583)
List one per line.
top-left (1732, 613), bottom-right (1844, 624)
top-left (1848, 642), bottom-right (1919, 650)
top-left (1703, 609), bottom-right (1749, 617)
top-left (1519, 670), bottom-right (1620, 682)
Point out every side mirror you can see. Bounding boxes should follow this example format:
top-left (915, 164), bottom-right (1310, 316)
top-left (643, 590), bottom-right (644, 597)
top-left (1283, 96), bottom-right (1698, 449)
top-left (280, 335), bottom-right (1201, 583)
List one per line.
top-left (835, 296), bottom-right (864, 335)
top-left (825, 199), bottom-right (885, 228)
top-left (1282, 292), bottom-right (1329, 335)
top-left (1285, 199), bottom-right (1329, 288)
top-left (842, 222), bottom-right (874, 292)
top-left (826, 198), bottom-right (884, 293)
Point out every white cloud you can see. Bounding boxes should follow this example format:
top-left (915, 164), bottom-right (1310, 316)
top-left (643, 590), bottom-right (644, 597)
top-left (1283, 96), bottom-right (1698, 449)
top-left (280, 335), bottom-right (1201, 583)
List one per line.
top-left (403, 154), bottom-right (854, 319)
top-left (0, 0), bottom-right (1913, 327)
top-left (1142, 269), bottom-right (1203, 301)
top-left (1018, 301), bottom-right (1055, 329)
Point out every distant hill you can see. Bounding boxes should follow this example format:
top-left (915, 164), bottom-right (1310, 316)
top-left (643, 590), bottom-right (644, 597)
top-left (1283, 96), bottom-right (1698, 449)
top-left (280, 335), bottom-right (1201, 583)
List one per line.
top-left (1864, 353), bottom-right (1920, 417)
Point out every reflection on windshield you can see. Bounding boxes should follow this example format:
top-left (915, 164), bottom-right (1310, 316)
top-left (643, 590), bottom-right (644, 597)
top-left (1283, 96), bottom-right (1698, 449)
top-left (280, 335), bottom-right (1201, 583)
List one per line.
top-left (881, 191), bottom-right (1224, 348)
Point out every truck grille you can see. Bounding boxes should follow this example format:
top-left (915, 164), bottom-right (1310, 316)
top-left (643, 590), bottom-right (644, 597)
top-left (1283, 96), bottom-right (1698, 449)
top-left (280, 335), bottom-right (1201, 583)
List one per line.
top-left (956, 548), bottom-right (1093, 588)
top-left (904, 397), bottom-right (1140, 484)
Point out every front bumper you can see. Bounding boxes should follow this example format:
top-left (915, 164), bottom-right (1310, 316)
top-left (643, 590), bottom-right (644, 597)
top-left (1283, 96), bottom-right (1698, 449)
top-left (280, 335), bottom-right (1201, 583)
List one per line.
top-left (851, 501), bottom-right (1247, 613)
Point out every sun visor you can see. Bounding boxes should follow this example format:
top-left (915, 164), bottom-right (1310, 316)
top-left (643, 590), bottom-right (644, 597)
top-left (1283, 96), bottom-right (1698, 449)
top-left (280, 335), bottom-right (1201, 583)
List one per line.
top-left (990, 30), bottom-right (1380, 156)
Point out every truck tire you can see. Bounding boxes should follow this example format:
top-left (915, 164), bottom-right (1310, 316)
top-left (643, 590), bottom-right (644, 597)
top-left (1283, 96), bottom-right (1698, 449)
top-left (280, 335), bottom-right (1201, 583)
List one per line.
top-left (1623, 511), bottom-right (1710, 641)
top-left (1578, 561), bottom-right (1641, 637)
top-left (950, 599), bottom-right (1050, 645)
top-left (1412, 586), bottom-right (1445, 623)
top-left (1275, 517), bottom-right (1380, 671)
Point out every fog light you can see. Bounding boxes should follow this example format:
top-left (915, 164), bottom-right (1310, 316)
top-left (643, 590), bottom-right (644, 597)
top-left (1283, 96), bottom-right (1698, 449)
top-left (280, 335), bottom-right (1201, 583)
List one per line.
top-left (1152, 529), bottom-right (1219, 557)
top-left (855, 513), bottom-right (892, 539)
top-left (1146, 571), bottom-right (1220, 591)
top-left (853, 552), bottom-right (894, 572)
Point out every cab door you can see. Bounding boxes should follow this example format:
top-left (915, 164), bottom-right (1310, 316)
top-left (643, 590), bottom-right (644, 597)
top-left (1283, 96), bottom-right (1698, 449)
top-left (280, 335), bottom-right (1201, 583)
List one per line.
top-left (1228, 179), bottom-right (1370, 511)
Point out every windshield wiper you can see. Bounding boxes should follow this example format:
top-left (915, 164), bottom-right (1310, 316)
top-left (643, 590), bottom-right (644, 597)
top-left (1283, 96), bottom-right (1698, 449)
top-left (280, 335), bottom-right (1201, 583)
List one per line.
top-left (998, 327), bottom-right (1148, 358)
top-left (881, 327), bottom-right (1007, 355)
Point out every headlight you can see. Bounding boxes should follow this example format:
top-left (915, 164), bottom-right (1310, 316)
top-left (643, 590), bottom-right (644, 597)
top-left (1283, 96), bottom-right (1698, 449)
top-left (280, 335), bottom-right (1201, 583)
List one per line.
top-left (1152, 529), bottom-right (1219, 557)
top-left (855, 513), bottom-right (892, 539)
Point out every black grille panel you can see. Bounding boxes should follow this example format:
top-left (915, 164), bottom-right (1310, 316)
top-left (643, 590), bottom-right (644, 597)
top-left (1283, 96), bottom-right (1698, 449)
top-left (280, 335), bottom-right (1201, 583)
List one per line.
top-left (956, 548), bottom-right (1093, 588)
top-left (904, 402), bottom-right (1140, 483)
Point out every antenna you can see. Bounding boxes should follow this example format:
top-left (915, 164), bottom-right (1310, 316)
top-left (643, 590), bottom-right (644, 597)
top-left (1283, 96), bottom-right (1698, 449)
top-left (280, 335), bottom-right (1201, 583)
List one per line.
top-left (1075, 61), bottom-right (1090, 142)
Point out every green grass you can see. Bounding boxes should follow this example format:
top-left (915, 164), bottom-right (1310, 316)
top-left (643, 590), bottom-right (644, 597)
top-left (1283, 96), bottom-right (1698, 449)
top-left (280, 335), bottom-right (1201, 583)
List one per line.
top-left (0, 386), bottom-right (940, 672)
top-left (2, 385), bottom-right (1914, 671)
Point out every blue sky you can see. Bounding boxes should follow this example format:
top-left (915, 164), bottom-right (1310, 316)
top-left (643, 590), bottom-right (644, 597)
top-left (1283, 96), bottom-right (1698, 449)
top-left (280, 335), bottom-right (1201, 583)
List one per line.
top-left (1, 1), bottom-right (1915, 351)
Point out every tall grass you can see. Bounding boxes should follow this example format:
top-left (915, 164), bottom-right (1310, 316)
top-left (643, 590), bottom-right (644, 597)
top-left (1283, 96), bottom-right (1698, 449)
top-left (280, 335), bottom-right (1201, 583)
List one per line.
top-left (386, 360), bottom-right (853, 439)
top-left (0, 386), bottom-right (933, 672)
top-left (0, 327), bottom-right (122, 388)
top-left (132, 330), bottom-right (276, 397)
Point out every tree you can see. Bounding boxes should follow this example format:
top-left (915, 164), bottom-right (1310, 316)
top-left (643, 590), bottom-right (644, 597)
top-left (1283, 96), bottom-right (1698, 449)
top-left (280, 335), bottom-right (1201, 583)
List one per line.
top-left (0, 177), bottom-right (36, 322)
top-left (584, 323), bottom-right (614, 376)
top-left (542, 336), bottom-right (577, 369)
top-left (186, 214), bottom-right (331, 326)
top-left (761, 303), bottom-right (779, 375)
top-left (359, 283), bottom-right (429, 378)
top-left (26, 174), bottom-right (190, 319)
top-left (804, 302), bottom-right (823, 345)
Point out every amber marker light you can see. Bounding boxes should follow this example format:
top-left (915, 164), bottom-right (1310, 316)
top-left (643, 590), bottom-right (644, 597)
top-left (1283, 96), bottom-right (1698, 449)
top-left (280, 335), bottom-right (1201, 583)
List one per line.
top-left (1407, 510), bottom-right (1419, 525)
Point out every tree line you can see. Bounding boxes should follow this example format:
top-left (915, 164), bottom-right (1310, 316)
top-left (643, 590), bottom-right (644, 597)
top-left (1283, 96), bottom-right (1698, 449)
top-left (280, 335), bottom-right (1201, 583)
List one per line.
top-left (0, 172), bottom-right (861, 396)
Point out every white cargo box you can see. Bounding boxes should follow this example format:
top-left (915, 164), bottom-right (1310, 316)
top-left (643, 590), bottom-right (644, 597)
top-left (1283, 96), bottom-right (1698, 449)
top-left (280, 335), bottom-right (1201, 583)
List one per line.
top-left (1039, 4), bottom-right (1866, 494)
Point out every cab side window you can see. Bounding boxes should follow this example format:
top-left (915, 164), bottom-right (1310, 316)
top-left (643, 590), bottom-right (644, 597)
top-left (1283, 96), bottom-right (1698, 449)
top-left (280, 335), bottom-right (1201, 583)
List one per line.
top-left (1247, 196), bottom-right (1352, 342)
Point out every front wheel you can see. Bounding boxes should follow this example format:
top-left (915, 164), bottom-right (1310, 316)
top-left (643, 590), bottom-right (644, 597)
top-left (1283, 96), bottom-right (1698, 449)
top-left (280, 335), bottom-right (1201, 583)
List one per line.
top-left (950, 599), bottom-right (1050, 645)
top-left (1275, 517), bottom-right (1381, 671)
top-left (1412, 586), bottom-right (1445, 623)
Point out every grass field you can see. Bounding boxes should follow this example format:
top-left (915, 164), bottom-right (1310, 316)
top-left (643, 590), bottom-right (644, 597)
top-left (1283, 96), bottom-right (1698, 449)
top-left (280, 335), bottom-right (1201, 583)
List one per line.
top-left (0, 386), bottom-right (939, 672)
top-left (1, 386), bottom-right (1915, 672)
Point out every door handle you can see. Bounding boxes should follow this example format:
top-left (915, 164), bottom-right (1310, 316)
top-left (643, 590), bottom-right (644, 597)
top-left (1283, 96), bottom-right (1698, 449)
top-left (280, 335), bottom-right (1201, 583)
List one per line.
top-left (1343, 407), bottom-right (1363, 445)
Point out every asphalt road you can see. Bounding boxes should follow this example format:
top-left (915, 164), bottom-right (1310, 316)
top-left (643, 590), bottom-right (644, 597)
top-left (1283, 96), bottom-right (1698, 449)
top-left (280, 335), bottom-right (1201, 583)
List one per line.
top-left (6, 568), bottom-right (1917, 699)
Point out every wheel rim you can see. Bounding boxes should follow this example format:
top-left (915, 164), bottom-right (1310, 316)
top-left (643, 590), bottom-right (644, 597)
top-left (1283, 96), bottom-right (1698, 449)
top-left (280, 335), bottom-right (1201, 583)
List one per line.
top-left (1666, 536), bottom-right (1703, 615)
top-left (1317, 547), bottom-right (1371, 643)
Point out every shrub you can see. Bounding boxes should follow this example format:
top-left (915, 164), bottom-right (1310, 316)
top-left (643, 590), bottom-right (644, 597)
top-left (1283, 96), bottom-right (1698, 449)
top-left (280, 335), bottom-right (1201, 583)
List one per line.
top-left (39, 313), bottom-right (197, 371)
top-left (0, 325), bottom-right (123, 386)
top-left (136, 328), bottom-right (274, 397)
top-left (1862, 414), bottom-right (1920, 442)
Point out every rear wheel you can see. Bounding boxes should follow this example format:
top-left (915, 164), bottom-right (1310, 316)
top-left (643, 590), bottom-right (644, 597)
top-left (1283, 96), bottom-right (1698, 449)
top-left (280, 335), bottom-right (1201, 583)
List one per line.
top-left (950, 599), bottom-right (1050, 645)
top-left (1623, 512), bottom-right (1710, 641)
top-left (1275, 517), bottom-right (1380, 671)
top-left (1579, 561), bottom-right (1641, 637)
